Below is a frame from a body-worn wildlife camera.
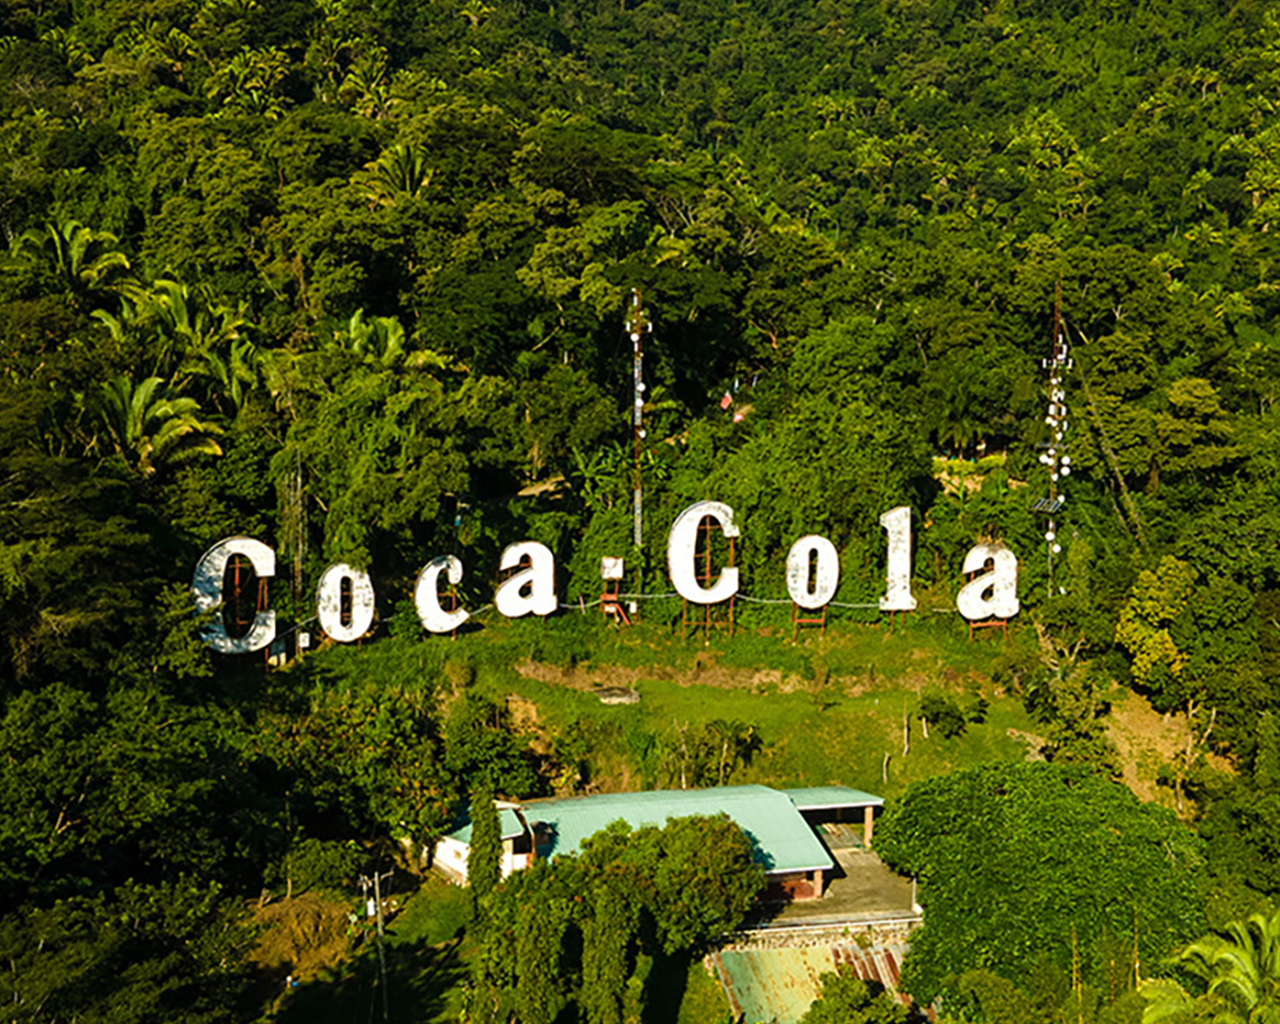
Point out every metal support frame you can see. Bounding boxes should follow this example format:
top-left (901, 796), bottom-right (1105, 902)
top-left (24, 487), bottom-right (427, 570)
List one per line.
top-left (442, 585), bottom-right (461, 640)
top-left (963, 564), bottom-right (1009, 642)
top-left (791, 602), bottom-right (826, 641)
top-left (682, 515), bottom-right (735, 641)
top-left (967, 617), bottom-right (1009, 641)
top-left (601, 578), bottom-right (632, 627)
top-left (228, 554), bottom-right (272, 662)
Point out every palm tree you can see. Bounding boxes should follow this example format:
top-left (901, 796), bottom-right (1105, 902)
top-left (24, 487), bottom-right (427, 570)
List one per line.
top-left (357, 143), bottom-right (432, 206)
top-left (339, 48), bottom-right (398, 119)
top-left (95, 277), bottom-right (252, 379)
top-left (330, 308), bottom-right (406, 366)
top-left (118, 21), bottom-right (196, 83)
top-left (205, 46), bottom-right (290, 119)
top-left (1142, 911), bottom-right (1280, 1024)
top-left (183, 335), bottom-right (260, 416)
top-left (146, 278), bottom-right (251, 355)
top-left (458, 0), bottom-right (493, 29)
top-left (569, 441), bottom-right (626, 513)
top-left (37, 27), bottom-right (91, 70)
top-left (10, 220), bottom-right (132, 307)
top-left (97, 375), bottom-right (224, 478)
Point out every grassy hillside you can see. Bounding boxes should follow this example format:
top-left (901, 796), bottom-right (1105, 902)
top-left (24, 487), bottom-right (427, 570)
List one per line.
top-left (299, 607), bottom-right (1169, 803)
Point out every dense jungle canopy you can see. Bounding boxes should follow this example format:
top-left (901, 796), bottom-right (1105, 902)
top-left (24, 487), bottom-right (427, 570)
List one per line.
top-left (5, 0), bottom-right (1280, 1019)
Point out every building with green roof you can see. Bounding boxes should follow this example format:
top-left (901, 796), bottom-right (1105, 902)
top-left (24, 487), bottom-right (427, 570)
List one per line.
top-left (433, 784), bottom-right (882, 902)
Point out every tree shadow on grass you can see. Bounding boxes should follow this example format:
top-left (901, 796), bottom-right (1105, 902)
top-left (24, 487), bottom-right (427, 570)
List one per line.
top-left (273, 934), bottom-right (467, 1024)
top-left (645, 949), bottom-right (692, 1022)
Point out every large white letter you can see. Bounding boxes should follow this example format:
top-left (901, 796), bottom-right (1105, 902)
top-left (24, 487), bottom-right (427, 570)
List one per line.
top-left (786, 535), bottom-right (839, 609)
top-left (415, 555), bottom-right (470, 633)
top-left (956, 544), bottom-right (1020, 621)
top-left (668, 500), bottom-right (740, 605)
top-left (191, 537), bottom-right (276, 653)
top-left (879, 506), bottom-right (918, 612)
top-left (316, 563), bottom-right (376, 642)
top-left (495, 542), bottom-right (556, 618)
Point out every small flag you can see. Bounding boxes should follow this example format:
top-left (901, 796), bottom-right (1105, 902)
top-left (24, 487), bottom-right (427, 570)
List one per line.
top-left (720, 392), bottom-right (732, 409)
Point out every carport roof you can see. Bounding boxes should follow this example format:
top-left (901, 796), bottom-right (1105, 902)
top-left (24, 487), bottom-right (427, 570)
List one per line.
top-left (781, 786), bottom-right (884, 811)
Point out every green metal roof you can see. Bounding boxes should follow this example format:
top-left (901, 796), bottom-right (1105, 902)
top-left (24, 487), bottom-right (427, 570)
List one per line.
top-left (522, 785), bottom-right (832, 875)
top-left (781, 786), bottom-right (884, 811)
top-left (449, 807), bottom-right (525, 844)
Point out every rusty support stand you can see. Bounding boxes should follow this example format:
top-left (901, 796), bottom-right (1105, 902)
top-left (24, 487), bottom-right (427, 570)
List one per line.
top-left (968, 617), bottom-right (1009, 641)
top-left (682, 516), bottom-right (735, 641)
top-left (791, 603), bottom-right (826, 641)
top-left (444, 586), bottom-right (460, 640)
top-left (601, 578), bottom-right (631, 627)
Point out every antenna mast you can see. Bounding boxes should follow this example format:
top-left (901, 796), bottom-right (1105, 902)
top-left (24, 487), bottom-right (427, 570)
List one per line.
top-left (1039, 281), bottom-right (1072, 596)
top-left (626, 290), bottom-right (652, 556)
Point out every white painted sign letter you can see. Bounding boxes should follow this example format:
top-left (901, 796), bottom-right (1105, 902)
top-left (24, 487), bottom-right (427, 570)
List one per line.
top-left (956, 544), bottom-right (1020, 621)
top-left (495, 542), bottom-right (557, 618)
top-left (415, 555), bottom-right (470, 633)
top-left (316, 563), bottom-right (376, 642)
top-left (668, 501), bottom-right (740, 605)
top-left (191, 537), bottom-right (276, 653)
top-left (879, 506), bottom-right (918, 612)
top-left (786, 535), bottom-right (839, 609)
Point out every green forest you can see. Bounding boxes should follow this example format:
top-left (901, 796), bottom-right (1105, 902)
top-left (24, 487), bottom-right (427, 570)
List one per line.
top-left (5, 0), bottom-right (1280, 1019)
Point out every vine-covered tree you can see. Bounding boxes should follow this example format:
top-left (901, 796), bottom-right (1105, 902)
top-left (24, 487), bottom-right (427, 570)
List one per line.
top-left (874, 763), bottom-right (1206, 1002)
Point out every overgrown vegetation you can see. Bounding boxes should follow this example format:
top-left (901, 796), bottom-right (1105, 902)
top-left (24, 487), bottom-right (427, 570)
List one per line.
top-left (5, 0), bottom-right (1280, 1019)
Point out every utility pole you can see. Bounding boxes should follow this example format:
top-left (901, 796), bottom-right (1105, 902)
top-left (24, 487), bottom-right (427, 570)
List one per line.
top-left (360, 869), bottom-right (394, 1024)
top-left (625, 290), bottom-right (652, 599)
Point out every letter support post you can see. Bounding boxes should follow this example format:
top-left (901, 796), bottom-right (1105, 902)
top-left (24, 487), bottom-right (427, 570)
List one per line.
top-left (681, 515), bottom-right (735, 642)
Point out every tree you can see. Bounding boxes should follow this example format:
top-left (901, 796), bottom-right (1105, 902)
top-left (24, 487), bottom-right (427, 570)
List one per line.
top-left (254, 670), bottom-right (454, 849)
top-left (468, 786), bottom-right (502, 902)
top-left (8, 219), bottom-right (132, 308)
top-left (0, 681), bottom-right (255, 904)
top-left (270, 359), bottom-right (479, 565)
top-left (649, 815), bottom-right (764, 954)
top-left (874, 762), bottom-right (1206, 1003)
top-left (0, 880), bottom-right (253, 1023)
top-left (580, 879), bottom-right (637, 1024)
top-left (707, 719), bottom-right (762, 785)
top-left (444, 693), bottom-right (541, 798)
top-left (956, 967), bottom-right (1146, 1024)
top-left (514, 890), bottom-right (572, 1024)
top-left (1115, 556), bottom-right (1198, 702)
top-left (1142, 911), bottom-right (1280, 1024)
top-left (473, 815), bottom-right (763, 1018)
top-left (97, 375), bottom-right (224, 478)
top-left (916, 694), bottom-right (969, 740)
top-left (799, 967), bottom-right (910, 1024)
top-left (1199, 713), bottom-right (1280, 901)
